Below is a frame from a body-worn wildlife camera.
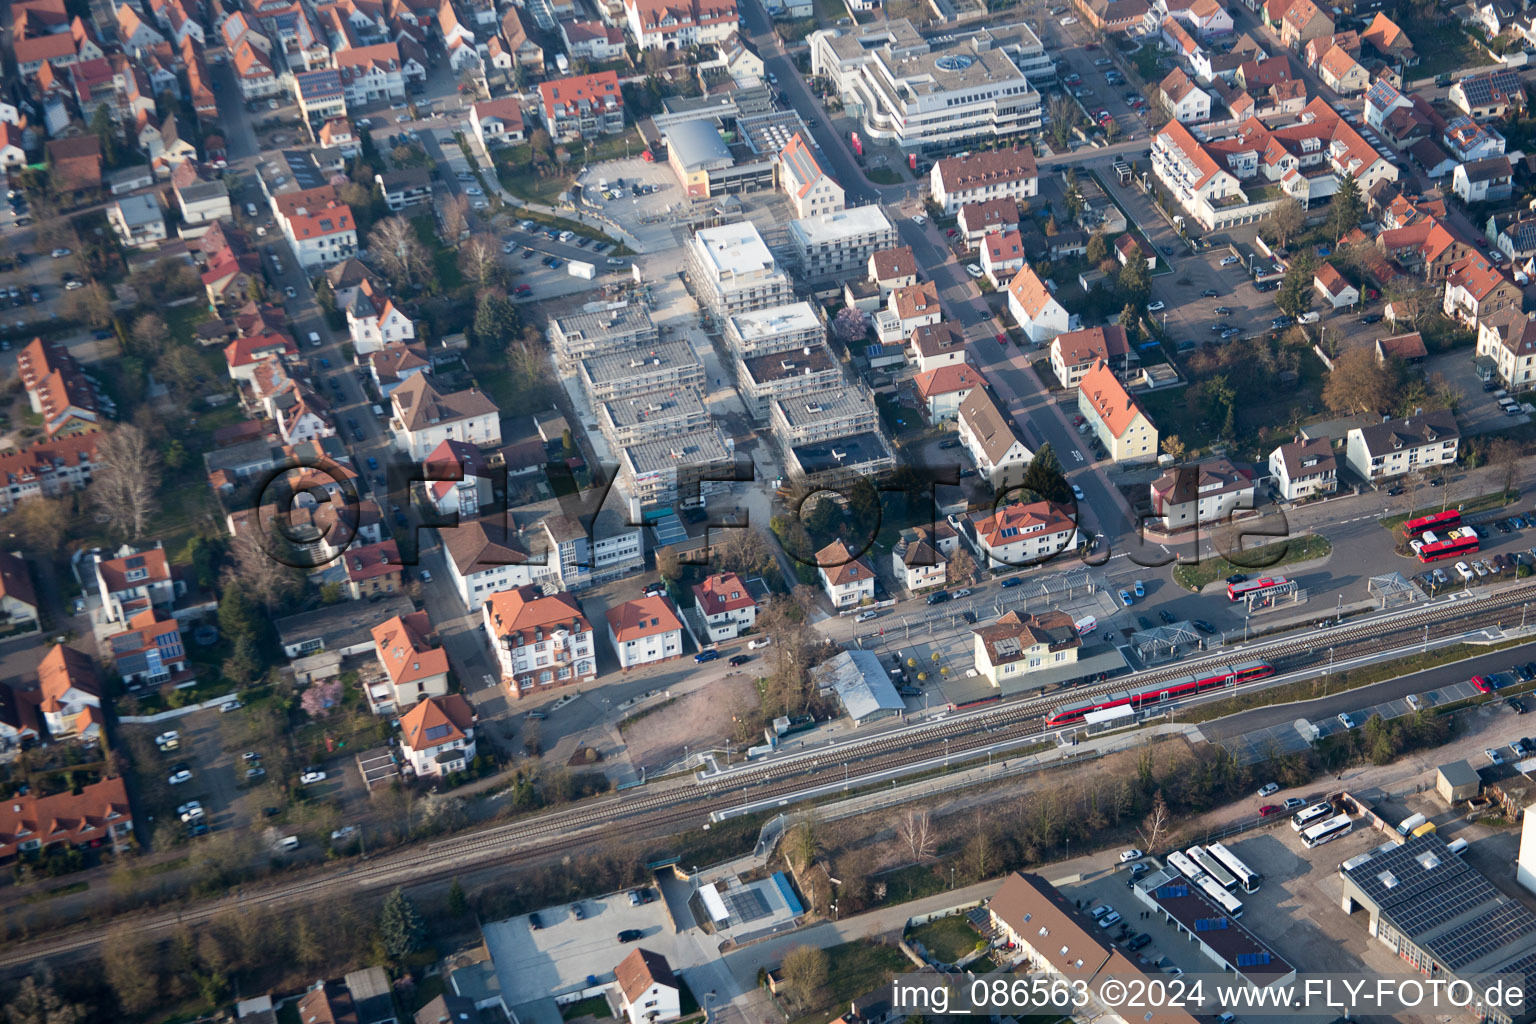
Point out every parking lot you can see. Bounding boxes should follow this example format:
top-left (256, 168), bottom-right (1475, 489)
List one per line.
top-left (1149, 249), bottom-right (1286, 348)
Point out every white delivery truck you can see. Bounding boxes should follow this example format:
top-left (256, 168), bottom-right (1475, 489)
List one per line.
top-left (568, 260), bottom-right (595, 280)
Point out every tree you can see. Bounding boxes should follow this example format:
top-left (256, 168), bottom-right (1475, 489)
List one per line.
top-left (1331, 173), bottom-right (1363, 240)
top-left (156, 346), bottom-right (206, 399)
top-left (656, 545), bottom-right (680, 583)
top-left (1020, 443), bottom-right (1070, 504)
top-left (103, 925), bottom-right (160, 1015)
top-left (301, 680), bottom-right (343, 717)
top-left (1085, 230), bottom-right (1109, 265)
top-left (369, 216), bottom-right (429, 289)
top-left (1322, 346), bottom-right (1401, 415)
top-left (474, 292), bottom-right (520, 344)
top-left (1490, 437), bottom-right (1523, 500)
top-left (947, 546), bottom-right (977, 586)
top-left (5, 976), bottom-right (86, 1024)
top-left (91, 424), bottom-right (161, 540)
top-left (130, 313), bottom-right (169, 358)
top-left (12, 499), bottom-right (71, 553)
top-left (442, 194), bottom-right (470, 244)
top-left (1275, 251), bottom-right (1315, 317)
top-left (714, 526), bottom-right (778, 579)
top-left (1260, 195), bottom-right (1305, 246)
top-left (1383, 276), bottom-right (1438, 326)
top-left (459, 233), bottom-right (501, 289)
top-left (897, 807), bottom-right (935, 862)
top-left (60, 282), bottom-right (112, 328)
top-left (832, 306), bottom-right (868, 345)
top-left (779, 946), bottom-right (829, 1008)
top-left (1048, 94), bottom-right (1080, 149)
top-left (787, 819), bottom-right (818, 870)
top-left (448, 878), bottom-right (469, 916)
top-left (379, 887), bottom-right (427, 961)
top-left (1118, 251), bottom-right (1151, 305)
top-left (1136, 790), bottom-right (1172, 852)
top-left (223, 524), bottom-right (303, 611)
top-left (1119, 302), bottom-right (1142, 345)
top-left (1160, 435), bottom-right (1187, 462)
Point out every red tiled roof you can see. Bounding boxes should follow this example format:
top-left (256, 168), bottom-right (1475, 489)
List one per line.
top-left (607, 595), bottom-right (682, 642)
top-left (692, 572), bottom-right (756, 616)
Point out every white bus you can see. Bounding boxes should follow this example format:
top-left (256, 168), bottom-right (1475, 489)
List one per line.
top-left (1301, 813), bottom-right (1353, 849)
top-left (1207, 841), bottom-right (1262, 893)
top-left (1290, 802), bottom-right (1331, 832)
top-left (1166, 849), bottom-right (1203, 880)
top-left (1186, 845), bottom-right (1238, 891)
top-left (1194, 873), bottom-right (1244, 918)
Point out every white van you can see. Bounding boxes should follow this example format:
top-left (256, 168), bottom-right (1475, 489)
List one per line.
top-left (246, 202), bottom-right (258, 217)
top-left (308, 332), bottom-right (322, 347)
top-left (1297, 311), bottom-right (1320, 324)
top-left (278, 835), bottom-right (300, 851)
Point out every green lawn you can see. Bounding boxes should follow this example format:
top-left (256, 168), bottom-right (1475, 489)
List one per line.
top-left (907, 914), bottom-right (983, 963)
top-left (866, 167), bottom-right (903, 185)
top-left (561, 995), bottom-right (613, 1020)
top-left (813, 0), bottom-right (846, 22)
top-left (1171, 533), bottom-right (1332, 591)
top-left (1130, 47), bottom-right (1161, 82)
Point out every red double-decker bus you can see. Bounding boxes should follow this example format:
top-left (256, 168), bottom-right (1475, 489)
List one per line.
top-left (1227, 576), bottom-right (1290, 602)
top-left (1411, 528), bottom-right (1479, 563)
top-left (1402, 509), bottom-right (1460, 539)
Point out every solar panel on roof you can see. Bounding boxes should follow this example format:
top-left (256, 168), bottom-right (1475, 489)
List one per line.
top-left (1156, 885), bottom-right (1189, 898)
top-left (1235, 952), bottom-right (1272, 966)
top-left (1194, 918), bottom-right (1229, 931)
top-left (1427, 900), bottom-right (1536, 970)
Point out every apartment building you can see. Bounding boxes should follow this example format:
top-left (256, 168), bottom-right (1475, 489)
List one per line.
top-left (1049, 325), bottom-right (1134, 389)
top-left (1149, 457), bottom-right (1256, 530)
top-left (619, 428), bottom-right (735, 512)
top-left (964, 499), bottom-right (1078, 571)
top-left (483, 585), bottom-right (597, 697)
top-left (539, 71), bottom-right (625, 139)
top-left (685, 223), bottom-right (793, 316)
top-left (398, 694), bottom-right (476, 777)
top-left (599, 387), bottom-right (711, 448)
top-left (972, 609), bottom-right (1082, 688)
top-left (930, 146), bottom-right (1039, 214)
top-left (579, 340), bottom-right (705, 405)
top-left (692, 571), bottom-right (757, 641)
top-left (725, 302), bottom-right (824, 357)
top-left (1077, 359), bottom-right (1157, 462)
top-left (624, 0), bottom-right (737, 51)
top-left (1343, 410), bottom-right (1459, 482)
top-left (607, 595), bottom-right (684, 669)
top-left (389, 375), bottom-right (501, 460)
top-left (770, 385), bottom-right (879, 447)
top-left (956, 385), bottom-right (1031, 491)
top-left (271, 185), bottom-right (356, 269)
top-left (442, 518), bottom-right (558, 612)
top-left (1268, 436), bottom-right (1337, 501)
top-left (1477, 307), bottom-right (1536, 388)
top-left (367, 611), bottom-right (450, 715)
top-left (737, 342), bottom-right (842, 419)
top-left (789, 206), bottom-right (896, 279)
top-left (549, 303), bottom-right (658, 370)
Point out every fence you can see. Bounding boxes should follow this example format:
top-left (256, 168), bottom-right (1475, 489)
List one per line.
top-left (119, 691), bottom-right (239, 724)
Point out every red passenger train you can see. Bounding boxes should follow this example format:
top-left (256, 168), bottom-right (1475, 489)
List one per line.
top-left (1045, 661), bottom-right (1275, 727)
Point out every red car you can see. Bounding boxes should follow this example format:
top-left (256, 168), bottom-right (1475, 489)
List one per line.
top-left (995, 333), bottom-right (1007, 345)
top-left (1072, 414), bottom-right (1086, 425)
top-left (1258, 804), bottom-right (1281, 817)
top-left (946, 228), bottom-right (958, 238)
top-left (513, 284), bottom-right (531, 296)
top-left (1472, 675), bottom-right (1493, 693)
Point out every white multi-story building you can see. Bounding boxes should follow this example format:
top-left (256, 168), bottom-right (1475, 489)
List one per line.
top-left (623, 0), bottom-right (738, 51)
top-left (367, 611), bottom-right (450, 715)
top-left (930, 146), bottom-right (1038, 214)
top-left (442, 518), bottom-right (558, 612)
top-left (579, 339), bottom-right (705, 405)
top-left (692, 571), bottom-right (758, 642)
top-left (389, 374), bottom-right (501, 460)
top-left (1007, 266), bottom-right (1070, 344)
top-left (770, 385), bottom-right (879, 447)
top-left (815, 539), bottom-right (876, 607)
top-left (483, 585), bottom-right (597, 697)
top-left (334, 43), bottom-right (406, 104)
top-left (619, 429), bottom-right (736, 512)
top-left (725, 302), bottom-right (824, 357)
top-left (345, 278), bottom-right (415, 355)
top-left (789, 207), bottom-right (896, 280)
top-left (1477, 306), bottom-right (1536, 388)
top-left (685, 223), bottom-right (793, 316)
top-left (1344, 411), bottom-right (1459, 482)
top-left (598, 387), bottom-right (711, 449)
top-left (1148, 457), bottom-right (1256, 531)
top-left (810, 19), bottom-right (1049, 151)
top-left (549, 302), bottom-right (658, 370)
top-left (964, 500), bottom-right (1077, 571)
top-left (398, 694), bottom-right (476, 777)
top-left (271, 185), bottom-right (357, 269)
top-left (1269, 436), bottom-right (1337, 502)
top-left (737, 342), bottom-right (842, 419)
top-left (957, 385), bottom-right (1031, 492)
top-left (779, 132), bottom-right (844, 218)
top-left (607, 595), bottom-right (684, 669)
top-left (1078, 360), bottom-right (1157, 463)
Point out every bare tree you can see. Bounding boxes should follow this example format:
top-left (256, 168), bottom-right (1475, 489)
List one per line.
top-left (779, 946), bottom-right (829, 1009)
top-left (130, 312), bottom-right (168, 357)
top-left (441, 194), bottom-right (470, 244)
top-left (60, 282), bottom-right (112, 328)
top-left (1270, 198), bottom-right (1307, 248)
top-left (1489, 437), bottom-right (1523, 500)
top-left (947, 546), bottom-right (977, 587)
top-left (102, 924), bottom-right (161, 1015)
top-left (223, 524), bottom-right (303, 611)
top-left (897, 807), bottom-right (935, 863)
top-left (368, 216), bottom-right (429, 288)
top-left (1136, 790), bottom-right (1172, 852)
top-left (91, 424), bottom-right (162, 540)
top-left (460, 232), bottom-right (502, 289)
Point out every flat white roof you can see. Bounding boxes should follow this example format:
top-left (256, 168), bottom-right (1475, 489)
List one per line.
top-left (790, 206), bottom-right (894, 248)
top-left (693, 223), bottom-right (776, 278)
top-left (728, 301), bottom-right (821, 341)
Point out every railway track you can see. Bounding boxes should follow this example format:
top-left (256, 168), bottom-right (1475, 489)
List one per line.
top-left (5, 582), bottom-right (1534, 969)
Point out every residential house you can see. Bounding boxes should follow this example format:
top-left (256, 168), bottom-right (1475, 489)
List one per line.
top-left (469, 97), bottom-right (526, 149)
top-left (37, 643), bottom-right (101, 740)
top-left (964, 500), bottom-right (1078, 571)
top-left (779, 132), bottom-right (844, 218)
top-left (1360, 11), bottom-right (1414, 65)
top-left (1149, 457), bottom-right (1255, 530)
top-left (108, 194), bottom-right (166, 248)
top-left (1452, 156), bottom-right (1513, 205)
top-left (623, 0), bottom-right (737, 51)
top-left (46, 136), bottom-right (103, 196)
top-left (1077, 359), bottom-right (1157, 462)
top-left (335, 42), bottom-right (406, 104)
top-left (1280, 0), bottom-right (1334, 49)
top-left (94, 544), bottom-right (176, 622)
top-left (369, 341), bottom-right (430, 397)
top-left (561, 19), bottom-right (626, 60)
top-left (389, 374), bottom-right (501, 459)
top-left (1074, 0), bottom-right (1151, 33)
top-left (16, 337), bottom-right (100, 440)
top-left (1476, 306), bottom-right (1536, 387)
top-left (972, 609), bottom-right (1082, 688)
top-left (107, 608), bottom-right (188, 688)
top-left (910, 321), bottom-right (967, 372)
top-left (375, 167), bottom-right (432, 211)
top-left (930, 146), bottom-right (1038, 214)
top-left (1449, 68), bottom-right (1524, 120)
top-left (867, 246), bottom-right (917, 300)
top-left (232, 35), bottom-right (280, 97)
top-left (1442, 254), bottom-right (1520, 325)
top-left (398, 693), bottom-right (476, 777)
top-left (1049, 325), bottom-right (1134, 388)
top-left (956, 384), bottom-right (1031, 491)
top-left (498, 7), bottom-right (544, 70)
top-left (367, 611), bottom-right (449, 715)
top-left (1443, 116), bottom-right (1505, 163)
top-left (1268, 436), bottom-right (1337, 501)
top-left (1487, 209), bottom-right (1536, 262)
top-left (538, 71), bottom-right (625, 139)
top-left (883, 281), bottom-right (942, 341)
top-left (176, 176), bottom-right (232, 225)
top-left (1007, 266), bottom-right (1070, 344)
top-left (957, 198), bottom-right (1021, 243)
top-left (0, 435), bottom-right (100, 513)
top-left (0, 777), bottom-right (133, 863)
top-left (1343, 410), bottom-right (1460, 481)
top-left (1159, 67), bottom-right (1211, 122)
top-left (421, 437), bottom-right (491, 519)
top-left (345, 539), bottom-right (404, 599)
top-left (607, 595), bottom-right (684, 669)
top-left (615, 949), bottom-right (682, 1024)
top-left (442, 518), bottom-right (557, 612)
top-left (0, 553), bottom-right (38, 629)
top-left (1313, 263), bottom-right (1358, 308)
top-left (0, 124), bottom-right (25, 171)
top-left (1318, 43), bottom-right (1367, 94)
top-left (1376, 332), bottom-right (1427, 365)
top-left (815, 538), bottom-right (875, 607)
top-left (981, 230), bottom-right (1027, 287)
top-left (692, 572), bottom-right (757, 641)
top-left (271, 185), bottom-right (356, 268)
top-left (913, 363), bottom-right (981, 421)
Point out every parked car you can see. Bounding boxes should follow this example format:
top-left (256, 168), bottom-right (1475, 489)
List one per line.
top-left (1257, 782), bottom-right (1280, 797)
top-left (1000, 577), bottom-right (1022, 588)
top-left (1282, 797), bottom-right (1307, 811)
top-left (728, 654), bottom-right (751, 666)
top-left (694, 649), bottom-right (720, 664)
top-left (300, 769), bottom-right (327, 784)
top-left (1258, 804), bottom-right (1281, 817)
top-left (1119, 849), bottom-right (1142, 862)
top-left (1119, 590), bottom-right (1133, 606)
top-left (168, 767), bottom-right (193, 785)
top-left (1337, 712), bottom-right (1357, 729)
